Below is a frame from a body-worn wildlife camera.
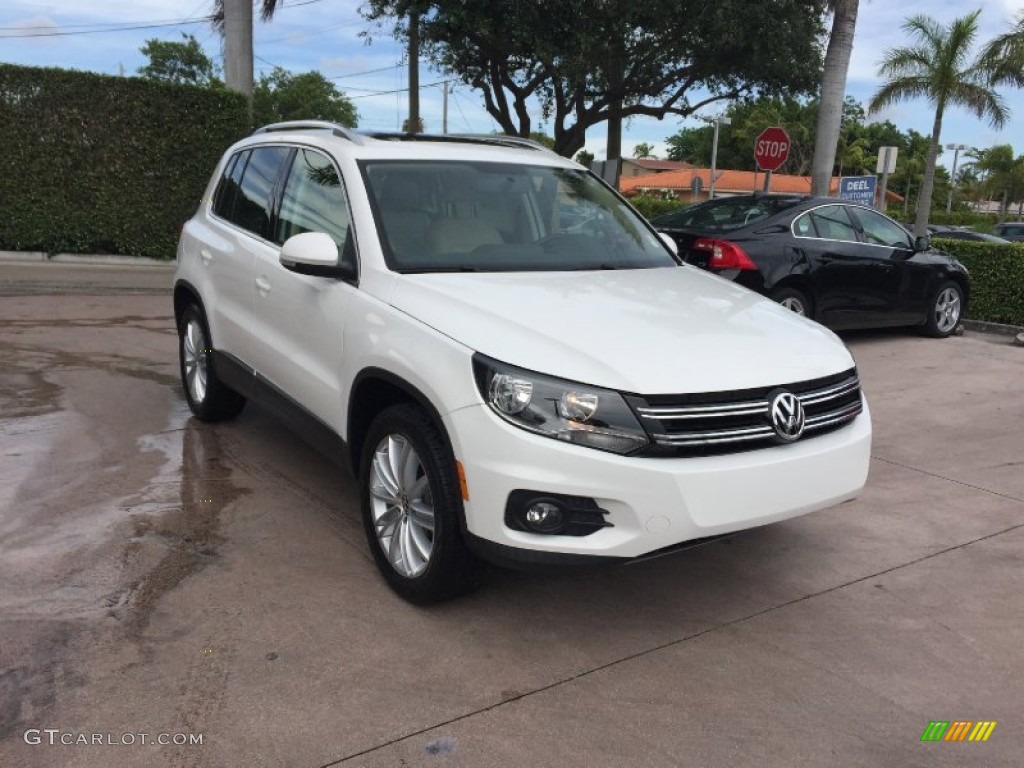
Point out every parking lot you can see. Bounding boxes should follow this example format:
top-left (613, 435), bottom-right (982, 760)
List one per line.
top-left (1, 261), bottom-right (1022, 767)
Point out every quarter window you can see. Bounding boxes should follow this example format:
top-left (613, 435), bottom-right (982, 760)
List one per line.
top-left (276, 149), bottom-right (354, 265)
top-left (212, 150), bottom-right (247, 224)
top-left (230, 146), bottom-right (290, 239)
top-left (849, 207), bottom-right (912, 249)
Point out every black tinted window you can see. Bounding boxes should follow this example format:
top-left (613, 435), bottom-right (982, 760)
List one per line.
top-left (849, 207), bottom-right (912, 249)
top-left (230, 146), bottom-right (290, 239)
top-left (809, 205), bottom-right (858, 242)
top-left (212, 150), bottom-right (247, 222)
top-left (276, 149), bottom-right (354, 266)
top-left (655, 197), bottom-right (803, 232)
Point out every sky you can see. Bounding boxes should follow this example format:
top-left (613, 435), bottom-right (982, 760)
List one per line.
top-left (2, 0), bottom-right (1023, 171)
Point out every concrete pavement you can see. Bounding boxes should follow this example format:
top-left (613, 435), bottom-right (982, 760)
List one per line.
top-left (1, 262), bottom-right (1022, 767)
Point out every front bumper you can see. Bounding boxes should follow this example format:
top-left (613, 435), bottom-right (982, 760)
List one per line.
top-left (447, 397), bottom-right (871, 564)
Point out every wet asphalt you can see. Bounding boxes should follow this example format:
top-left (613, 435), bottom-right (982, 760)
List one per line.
top-left (1, 261), bottom-right (1023, 767)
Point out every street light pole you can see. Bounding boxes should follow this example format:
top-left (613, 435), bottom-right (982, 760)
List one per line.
top-left (945, 143), bottom-right (970, 214)
top-left (703, 115), bottom-right (731, 200)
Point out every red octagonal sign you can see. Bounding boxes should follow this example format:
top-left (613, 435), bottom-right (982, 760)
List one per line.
top-left (754, 126), bottom-right (791, 172)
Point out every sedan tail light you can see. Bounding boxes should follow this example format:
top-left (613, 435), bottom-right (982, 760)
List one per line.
top-left (693, 238), bottom-right (757, 270)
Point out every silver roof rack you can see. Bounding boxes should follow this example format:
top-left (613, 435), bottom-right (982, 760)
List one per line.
top-left (253, 121), bottom-right (366, 144)
top-left (364, 131), bottom-right (558, 155)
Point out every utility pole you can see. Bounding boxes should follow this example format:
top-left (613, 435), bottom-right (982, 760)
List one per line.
top-left (702, 115), bottom-right (731, 200)
top-left (945, 143), bottom-right (970, 214)
top-left (442, 81), bottom-right (448, 135)
top-left (408, 11), bottom-right (420, 133)
top-left (223, 0), bottom-right (253, 115)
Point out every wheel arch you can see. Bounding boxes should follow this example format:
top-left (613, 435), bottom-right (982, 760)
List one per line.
top-left (173, 280), bottom-right (204, 330)
top-left (347, 368), bottom-right (454, 478)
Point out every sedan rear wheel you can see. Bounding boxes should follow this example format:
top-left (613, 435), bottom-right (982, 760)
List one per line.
top-left (769, 286), bottom-right (813, 319)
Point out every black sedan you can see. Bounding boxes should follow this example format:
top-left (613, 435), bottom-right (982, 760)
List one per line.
top-left (651, 195), bottom-right (970, 338)
top-left (933, 230), bottom-right (1010, 243)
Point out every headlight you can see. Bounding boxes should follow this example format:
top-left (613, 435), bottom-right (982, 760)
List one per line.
top-left (472, 355), bottom-right (649, 455)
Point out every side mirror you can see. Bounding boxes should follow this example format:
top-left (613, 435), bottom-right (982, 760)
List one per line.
top-left (658, 232), bottom-right (679, 256)
top-left (913, 235), bottom-right (930, 253)
top-left (280, 231), bottom-right (354, 279)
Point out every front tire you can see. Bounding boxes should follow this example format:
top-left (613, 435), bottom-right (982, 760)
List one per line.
top-left (360, 404), bottom-right (482, 604)
top-left (922, 281), bottom-right (964, 338)
top-left (177, 304), bottom-right (246, 421)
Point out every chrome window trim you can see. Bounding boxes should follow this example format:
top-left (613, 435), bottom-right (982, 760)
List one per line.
top-left (790, 202), bottom-right (915, 251)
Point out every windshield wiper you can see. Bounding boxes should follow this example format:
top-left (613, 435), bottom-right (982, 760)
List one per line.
top-left (399, 265), bottom-right (480, 274)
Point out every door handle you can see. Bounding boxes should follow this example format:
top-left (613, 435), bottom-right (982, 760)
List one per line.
top-left (199, 249), bottom-right (213, 266)
top-left (255, 276), bottom-right (271, 297)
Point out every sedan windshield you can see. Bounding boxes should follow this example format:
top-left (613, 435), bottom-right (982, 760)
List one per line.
top-left (360, 160), bottom-right (677, 273)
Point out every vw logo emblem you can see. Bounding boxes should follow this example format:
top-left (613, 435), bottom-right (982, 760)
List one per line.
top-left (769, 391), bottom-right (805, 442)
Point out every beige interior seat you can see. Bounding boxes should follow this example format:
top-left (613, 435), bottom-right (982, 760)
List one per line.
top-left (427, 192), bottom-right (504, 254)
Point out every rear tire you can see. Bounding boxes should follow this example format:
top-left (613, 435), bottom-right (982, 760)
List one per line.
top-left (178, 304), bottom-right (246, 421)
top-left (360, 403), bottom-right (483, 604)
top-left (770, 286), bottom-right (814, 318)
top-left (922, 281), bottom-right (963, 338)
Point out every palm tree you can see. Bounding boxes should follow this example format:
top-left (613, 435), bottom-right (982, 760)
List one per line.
top-left (213, 0), bottom-right (283, 99)
top-left (811, 0), bottom-right (860, 197)
top-left (982, 11), bottom-right (1024, 87)
top-left (869, 11), bottom-right (1009, 236)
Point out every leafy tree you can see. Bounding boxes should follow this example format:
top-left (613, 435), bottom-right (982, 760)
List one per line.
top-left (869, 12), bottom-right (1009, 236)
top-left (138, 33), bottom-right (221, 87)
top-left (253, 68), bottom-right (358, 128)
top-left (811, 0), bottom-right (860, 195)
top-left (665, 96), bottom-right (821, 174)
top-left (362, 0), bottom-right (828, 157)
top-left (528, 132), bottom-right (556, 149)
top-left (575, 149), bottom-right (595, 167)
top-left (633, 142), bottom-right (656, 159)
top-left (973, 145), bottom-right (1024, 221)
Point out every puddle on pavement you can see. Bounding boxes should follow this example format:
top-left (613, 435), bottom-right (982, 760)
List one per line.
top-left (0, 328), bottom-right (247, 740)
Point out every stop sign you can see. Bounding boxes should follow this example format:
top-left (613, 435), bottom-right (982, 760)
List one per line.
top-left (754, 126), bottom-right (791, 172)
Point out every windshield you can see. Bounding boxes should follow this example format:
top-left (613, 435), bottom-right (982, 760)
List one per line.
top-left (652, 196), bottom-right (804, 233)
top-left (360, 160), bottom-right (676, 273)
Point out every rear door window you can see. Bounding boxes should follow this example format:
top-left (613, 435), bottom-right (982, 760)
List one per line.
top-left (808, 205), bottom-right (858, 242)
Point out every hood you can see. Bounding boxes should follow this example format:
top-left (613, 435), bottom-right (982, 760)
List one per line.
top-left (391, 266), bottom-right (855, 394)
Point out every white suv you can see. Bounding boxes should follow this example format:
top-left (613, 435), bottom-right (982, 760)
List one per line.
top-left (174, 122), bottom-right (871, 603)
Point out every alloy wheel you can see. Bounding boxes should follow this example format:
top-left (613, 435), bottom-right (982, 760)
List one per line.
top-left (368, 434), bottom-right (435, 578)
top-left (182, 318), bottom-right (208, 404)
top-left (780, 297), bottom-right (807, 316)
top-left (934, 287), bottom-right (961, 334)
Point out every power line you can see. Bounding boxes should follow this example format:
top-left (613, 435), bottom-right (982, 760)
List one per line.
top-left (0, 0), bottom-right (325, 38)
top-left (347, 79), bottom-right (448, 99)
top-left (0, 19), bottom-right (210, 38)
top-left (327, 64), bottom-right (401, 80)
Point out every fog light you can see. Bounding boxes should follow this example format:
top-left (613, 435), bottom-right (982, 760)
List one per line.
top-left (524, 500), bottom-right (565, 533)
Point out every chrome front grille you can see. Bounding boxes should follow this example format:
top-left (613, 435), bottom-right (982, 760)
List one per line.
top-left (627, 369), bottom-right (863, 456)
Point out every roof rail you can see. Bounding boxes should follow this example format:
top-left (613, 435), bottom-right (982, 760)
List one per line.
top-left (253, 121), bottom-right (366, 144)
top-left (364, 131), bottom-right (558, 155)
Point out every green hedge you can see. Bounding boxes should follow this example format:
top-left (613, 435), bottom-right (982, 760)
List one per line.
top-left (629, 195), bottom-right (687, 221)
top-left (0, 64), bottom-right (250, 260)
top-left (932, 238), bottom-right (1024, 326)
